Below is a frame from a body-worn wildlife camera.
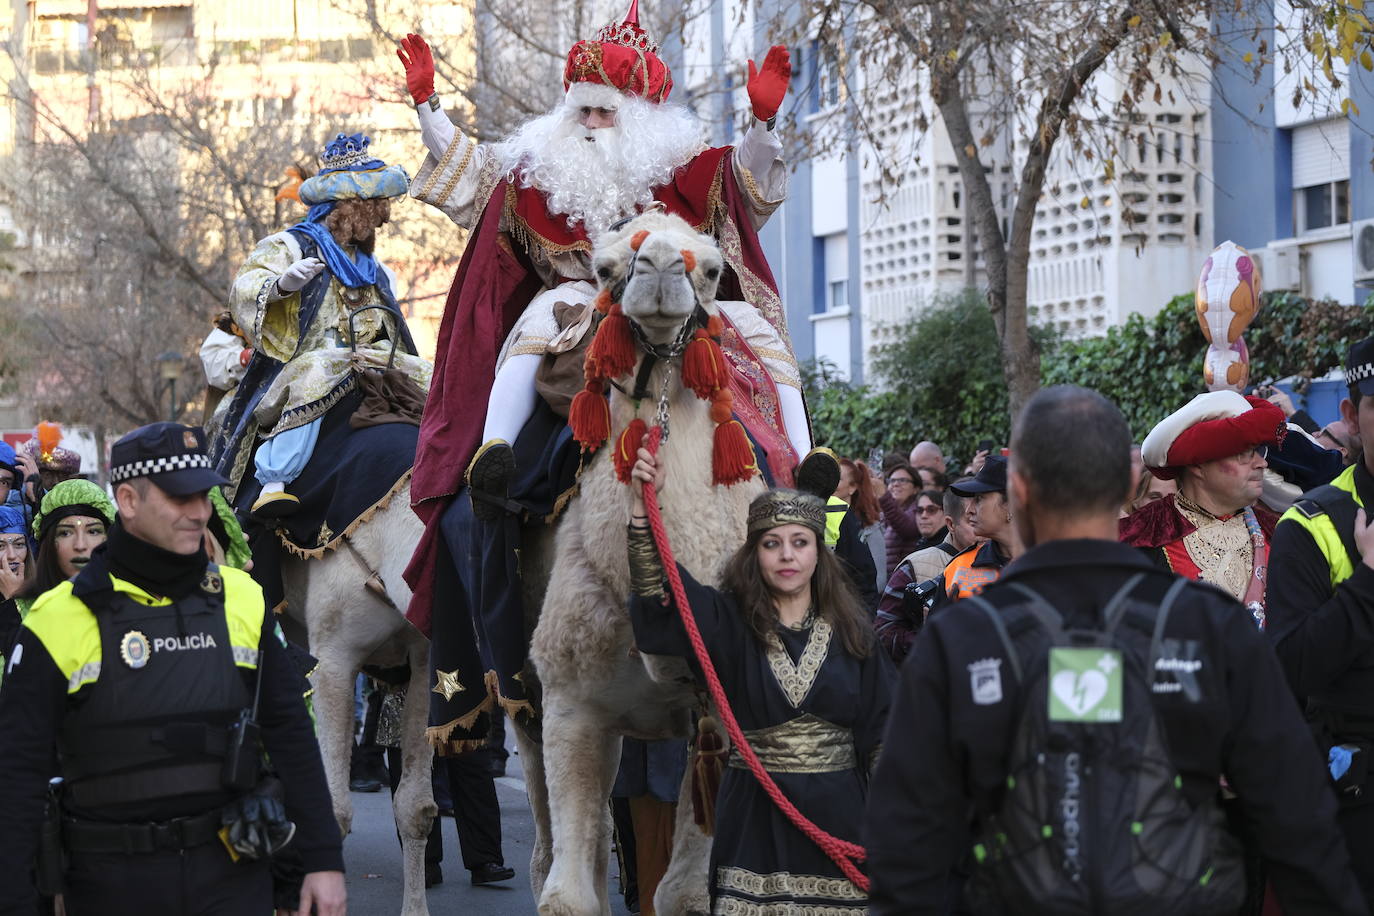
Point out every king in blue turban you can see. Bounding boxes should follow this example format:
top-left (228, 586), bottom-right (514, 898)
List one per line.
top-left (209, 133), bottom-right (432, 518)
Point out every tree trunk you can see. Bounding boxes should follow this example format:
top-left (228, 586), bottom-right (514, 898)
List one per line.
top-left (932, 82), bottom-right (1040, 421)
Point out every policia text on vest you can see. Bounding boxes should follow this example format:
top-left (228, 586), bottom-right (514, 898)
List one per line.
top-left (0, 554), bottom-right (343, 915)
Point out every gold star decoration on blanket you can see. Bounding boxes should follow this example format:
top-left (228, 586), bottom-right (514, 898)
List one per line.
top-left (432, 669), bottom-right (466, 701)
top-left (316, 521), bottom-right (333, 547)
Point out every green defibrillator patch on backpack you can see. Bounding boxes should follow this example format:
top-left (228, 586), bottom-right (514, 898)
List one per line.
top-left (1048, 648), bottom-right (1122, 722)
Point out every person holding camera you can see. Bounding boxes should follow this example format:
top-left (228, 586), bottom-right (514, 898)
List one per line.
top-left (0, 422), bottom-right (344, 916)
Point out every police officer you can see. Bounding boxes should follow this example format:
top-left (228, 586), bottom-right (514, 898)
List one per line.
top-left (1268, 335), bottom-right (1374, 904)
top-left (868, 385), bottom-right (1363, 913)
top-left (0, 423), bottom-right (345, 916)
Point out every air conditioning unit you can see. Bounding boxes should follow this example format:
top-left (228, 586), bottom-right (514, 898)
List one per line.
top-left (1354, 218), bottom-right (1374, 286)
top-left (1260, 239), bottom-right (1301, 292)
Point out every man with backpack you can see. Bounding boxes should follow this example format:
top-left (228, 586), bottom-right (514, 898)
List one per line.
top-left (867, 385), bottom-right (1363, 914)
top-left (1268, 335), bottom-right (1374, 905)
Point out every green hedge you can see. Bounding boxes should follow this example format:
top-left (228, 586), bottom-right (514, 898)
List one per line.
top-left (802, 291), bottom-right (1374, 467)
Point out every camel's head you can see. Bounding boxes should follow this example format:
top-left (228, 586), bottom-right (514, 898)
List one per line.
top-left (592, 211), bottom-right (724, 345)
top-left (572, 211), bottom-right (755, 487)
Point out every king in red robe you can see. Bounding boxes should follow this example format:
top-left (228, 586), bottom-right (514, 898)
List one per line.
top-left (395, 3), bottom-right (829, 747)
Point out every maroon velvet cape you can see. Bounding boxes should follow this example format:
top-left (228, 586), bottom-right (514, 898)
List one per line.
top-left (1118, 493), bottom-right (1278, 550)
top-left (404, 146), bottom-right (794, 636)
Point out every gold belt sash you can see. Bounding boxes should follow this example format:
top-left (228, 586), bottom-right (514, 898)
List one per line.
top-left (727, 713), bottom-right (856, 774)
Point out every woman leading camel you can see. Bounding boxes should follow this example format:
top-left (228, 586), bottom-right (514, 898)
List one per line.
top-left (626, 441), bottom-right (895, 914)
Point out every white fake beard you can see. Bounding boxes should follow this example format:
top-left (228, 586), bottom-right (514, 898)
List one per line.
top-left (495, 95), bottom-right (707, 240)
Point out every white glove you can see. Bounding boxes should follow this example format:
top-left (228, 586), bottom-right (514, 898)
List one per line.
top-left (276, 257), bottom-right (325, 293)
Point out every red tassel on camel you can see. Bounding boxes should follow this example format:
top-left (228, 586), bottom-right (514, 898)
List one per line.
top-left (587, 302), bottom-right (637, 380)
top-left (681, 330), bottom-right (728, 399)
top-left (712, 418), bottom-right (757, 486)
top-left (613, 418), bottom-right (648, 483)
top-left (569, 378), bottom-right (611, 451)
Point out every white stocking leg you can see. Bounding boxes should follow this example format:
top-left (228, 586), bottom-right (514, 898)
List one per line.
top-left (482, 353), bottom-right (542, 445)
top-left (777, 383), bottom-right (813, 459)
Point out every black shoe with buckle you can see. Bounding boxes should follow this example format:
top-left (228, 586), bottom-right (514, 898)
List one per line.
top-left (794, 447), bottom-right (841, 501)
top-left (466, 440), bottom-right (516, 522)
top-left (470, 862), bottom-right (515, 886)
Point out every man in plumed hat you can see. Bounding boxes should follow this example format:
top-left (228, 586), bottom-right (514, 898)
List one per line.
top-left (1119, 390), bottom-right (1287, 628)
top-left (0, 422), bottom-right (345, 915)
top-left (209, 132), bottom-right (431, 518)
top-left (1267, 335), bottom-right (1374, 903)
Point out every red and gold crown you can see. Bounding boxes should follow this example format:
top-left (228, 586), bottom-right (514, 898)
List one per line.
top-left (563, 0), bottom-right (673, 104)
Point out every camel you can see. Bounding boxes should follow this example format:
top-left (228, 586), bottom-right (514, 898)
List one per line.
top-left (279, 478), bottom-right (436, 916)
top-left (520, 211), bottom-right (769, 916)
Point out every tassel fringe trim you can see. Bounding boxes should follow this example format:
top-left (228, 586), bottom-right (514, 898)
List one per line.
top-left (276, 470), bottom-right (413, 560)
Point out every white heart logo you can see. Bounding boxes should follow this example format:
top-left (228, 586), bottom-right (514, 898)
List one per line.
top-left (1051, 669), bottom-right (1108, 717)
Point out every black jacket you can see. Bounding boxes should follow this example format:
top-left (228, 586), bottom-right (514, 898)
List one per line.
top-left (866, 537), bottom-right (1364, 915)
top-left (0, 558), bottom-right (342, 914)
top-left (834, 503), bottom-right (879, 611)
top-left (1267, 459), bottom-right (1374, 716)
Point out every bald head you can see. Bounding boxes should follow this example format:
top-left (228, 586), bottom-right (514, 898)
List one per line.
top-left (909, 441), bottom-right (943, 471)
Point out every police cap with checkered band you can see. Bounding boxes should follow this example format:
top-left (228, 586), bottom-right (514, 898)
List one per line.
top-left (1347, 336), bottom-right (1374, 398)
top-left (109, 422), bottom-right (228, 496)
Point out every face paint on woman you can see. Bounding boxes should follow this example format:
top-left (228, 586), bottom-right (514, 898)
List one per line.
top-left (53, 515), bottom-right (107, 579)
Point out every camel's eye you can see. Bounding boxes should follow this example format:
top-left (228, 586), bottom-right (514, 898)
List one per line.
top-left (704, 267), bottom-right (720, 282)
top-left (596, 265), bottom-right (614, 280)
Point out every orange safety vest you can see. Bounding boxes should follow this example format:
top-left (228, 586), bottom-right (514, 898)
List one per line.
top-left (942, 543), bottom-right (1003, 602)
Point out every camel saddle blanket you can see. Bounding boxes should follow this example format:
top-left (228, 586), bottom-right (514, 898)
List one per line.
top-left (240, 386), bottom-right (417, 612)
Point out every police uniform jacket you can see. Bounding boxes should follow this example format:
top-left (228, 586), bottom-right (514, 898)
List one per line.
top-left (866, 537), bottom-right (1364, 915)
top-left (1267, 460), bottom-right (1374, 716)
top-left (0, 542), bottom-right (343, 914)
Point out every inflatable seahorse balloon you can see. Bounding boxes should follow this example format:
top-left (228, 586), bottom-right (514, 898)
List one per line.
top-left (1196, 241), bottom-right (1261, 392)
top-left (1203, 337), bottom-right (1250, 392)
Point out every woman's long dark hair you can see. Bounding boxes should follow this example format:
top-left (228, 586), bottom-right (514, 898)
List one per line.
top-left (19, 528), bottom-right (69, 599)
top-left (722, 527), bottom-right (873, 659)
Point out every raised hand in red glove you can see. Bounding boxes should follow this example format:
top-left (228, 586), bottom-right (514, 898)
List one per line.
top-left (397, 33), bottom-right (436, 106)
top-left (747, 45), bottom-right (791, 122)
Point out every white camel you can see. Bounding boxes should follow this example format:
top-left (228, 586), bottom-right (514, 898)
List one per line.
top-left (522, 211), bottom-right (768, 916)
top-left (279, 478), bottom-right (436, 916)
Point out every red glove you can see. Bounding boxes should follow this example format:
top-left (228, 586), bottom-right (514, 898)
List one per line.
top-left (239, 348), bottom-right (253, 368)
top-left (397, 33), bottom-right (436, 105)
top-left (747, 45), bottom-right (791, 122)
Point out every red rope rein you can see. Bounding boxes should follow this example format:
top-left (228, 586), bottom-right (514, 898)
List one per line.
top-left (640, 427), bottom-right (869, 892)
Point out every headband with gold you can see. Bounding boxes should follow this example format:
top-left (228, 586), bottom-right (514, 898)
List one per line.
top-left (747, 489), bottom-right (825, 536)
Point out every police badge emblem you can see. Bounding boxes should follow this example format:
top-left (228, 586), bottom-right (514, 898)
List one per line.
top-left (967, 657), bottom-right (1003, 705)
top-left (201, 571), bottom-right (223, 594)
top-left (120, 630), bottom-right (151, 669)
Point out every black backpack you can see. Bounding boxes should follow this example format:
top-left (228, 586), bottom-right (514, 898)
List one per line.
top-left (960, 573), bottom-right (1246, 915)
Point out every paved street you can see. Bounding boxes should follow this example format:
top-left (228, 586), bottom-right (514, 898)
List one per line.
top-left (341, 741), bottom-right (634, 915)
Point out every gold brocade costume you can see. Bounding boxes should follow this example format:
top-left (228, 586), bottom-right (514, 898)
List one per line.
top-left (227, 231), bottom-right (434, 438)
top-left (626, 526), bottom-right (893, 915)
top-left (1175, 493), bottom-right (1254, 602)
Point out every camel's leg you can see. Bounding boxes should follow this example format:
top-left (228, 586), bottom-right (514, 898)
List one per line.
top-left (310, 651), bottom-right (360, 838)
top-left (514, 716), bottom-right (553, 900)
top-left (537, 698), bottom-right (622, 916)
top-left (395, 633), bottom-right (436, 916)
top-left (652, 746), bottom-right (714, 916)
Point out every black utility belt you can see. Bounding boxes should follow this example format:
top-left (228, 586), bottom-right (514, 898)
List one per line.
top-left (64, 808), bottom-right (222, 855)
